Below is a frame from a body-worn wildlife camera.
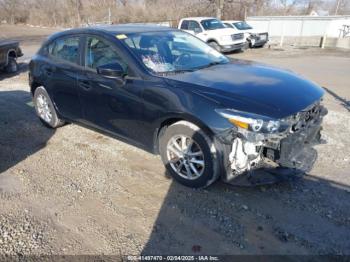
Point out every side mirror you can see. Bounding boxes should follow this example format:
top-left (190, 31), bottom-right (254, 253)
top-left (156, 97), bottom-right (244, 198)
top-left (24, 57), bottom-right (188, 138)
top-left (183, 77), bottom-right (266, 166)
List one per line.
top-left (97, 62), bottom-right (126, 79)
top-left (194, 28), bottom-right (202, 34)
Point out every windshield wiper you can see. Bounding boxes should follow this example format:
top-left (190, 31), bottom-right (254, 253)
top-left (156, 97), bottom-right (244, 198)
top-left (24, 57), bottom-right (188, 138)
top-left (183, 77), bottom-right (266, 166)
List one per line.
top-left (160, 68), bottom-right (197, 75)
top-left (159, 61), bottom-right (226, 75)
top-left (195, 61), bottom-right (225, 70)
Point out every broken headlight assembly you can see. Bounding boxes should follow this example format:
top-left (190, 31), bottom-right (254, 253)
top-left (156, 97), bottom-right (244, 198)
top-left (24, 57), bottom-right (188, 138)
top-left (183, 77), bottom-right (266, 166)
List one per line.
top-left (215, 108), bottom-right (290, 135)
top-left (215, 103), bottom-right (327, 178)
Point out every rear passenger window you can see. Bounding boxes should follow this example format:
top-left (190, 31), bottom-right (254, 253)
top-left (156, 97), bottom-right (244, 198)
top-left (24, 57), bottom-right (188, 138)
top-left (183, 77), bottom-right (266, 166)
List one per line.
top-left (50, 37), bottom-right (79, 64)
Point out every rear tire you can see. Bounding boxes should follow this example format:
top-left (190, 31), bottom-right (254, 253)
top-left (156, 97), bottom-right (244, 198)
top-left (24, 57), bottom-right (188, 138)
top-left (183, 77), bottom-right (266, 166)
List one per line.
top-left (159, 121), bottom-right (220, 188)
top-left (33, 86), bottom-right (65, 128)
top-left (5, 57), bottom-right (18, 73)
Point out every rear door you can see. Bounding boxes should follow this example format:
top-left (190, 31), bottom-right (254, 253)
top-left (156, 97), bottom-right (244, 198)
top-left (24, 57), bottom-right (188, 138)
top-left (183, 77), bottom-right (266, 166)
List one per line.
top-left (43, 35), bottom-right (83, 121)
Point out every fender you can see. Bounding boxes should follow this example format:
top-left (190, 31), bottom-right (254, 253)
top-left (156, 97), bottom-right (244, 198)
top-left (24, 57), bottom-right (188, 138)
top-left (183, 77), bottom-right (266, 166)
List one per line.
top-left (206, 38), bottom-right (218, 44)
top-left (152, 112), bottom-right (215, 154)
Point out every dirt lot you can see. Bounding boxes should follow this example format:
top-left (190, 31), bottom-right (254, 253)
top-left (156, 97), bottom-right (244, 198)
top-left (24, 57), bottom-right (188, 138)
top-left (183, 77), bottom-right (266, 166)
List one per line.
top-left (0, 25), bottom-right (350, 257)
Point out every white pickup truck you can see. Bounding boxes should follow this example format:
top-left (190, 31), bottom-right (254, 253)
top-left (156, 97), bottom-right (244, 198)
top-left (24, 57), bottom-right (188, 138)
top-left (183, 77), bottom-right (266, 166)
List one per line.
top-left (223, 20), bottom-right (269, 48)
top-left (178, 17), bottom-right (246, 53)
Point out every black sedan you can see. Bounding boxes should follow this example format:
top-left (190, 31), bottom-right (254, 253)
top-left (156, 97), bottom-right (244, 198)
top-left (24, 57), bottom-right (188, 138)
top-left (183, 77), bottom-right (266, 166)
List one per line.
top-left (29, 25), bottom-right (327, 188)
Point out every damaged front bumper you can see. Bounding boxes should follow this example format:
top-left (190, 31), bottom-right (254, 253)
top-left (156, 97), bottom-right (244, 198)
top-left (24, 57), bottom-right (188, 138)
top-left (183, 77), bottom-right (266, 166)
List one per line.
top-left (217, 101), bottom-right (328, 185)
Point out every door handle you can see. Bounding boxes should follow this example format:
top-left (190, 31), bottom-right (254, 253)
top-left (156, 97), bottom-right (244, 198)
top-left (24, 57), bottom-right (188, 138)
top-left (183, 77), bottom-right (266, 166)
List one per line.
top-left (78, 80), bottom-right (91, 90)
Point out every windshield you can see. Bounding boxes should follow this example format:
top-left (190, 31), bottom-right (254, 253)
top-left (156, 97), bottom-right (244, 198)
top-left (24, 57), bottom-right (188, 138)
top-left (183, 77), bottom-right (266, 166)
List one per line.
top-left (200, 19), bottom-right (226, 30)
top-left (233, 22), bottom-right (253, 30)
top-left (121, 31), bottom-right (229, 74)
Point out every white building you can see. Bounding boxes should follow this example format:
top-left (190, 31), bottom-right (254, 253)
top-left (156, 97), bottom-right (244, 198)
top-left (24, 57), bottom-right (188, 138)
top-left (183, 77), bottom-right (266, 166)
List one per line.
top-left (246, 15), bottom-right (350, 49)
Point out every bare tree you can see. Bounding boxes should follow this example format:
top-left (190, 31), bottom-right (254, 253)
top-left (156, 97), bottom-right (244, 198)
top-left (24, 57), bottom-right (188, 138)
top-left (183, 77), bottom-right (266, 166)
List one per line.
top-left (0, 0), bottom-right (348, 27)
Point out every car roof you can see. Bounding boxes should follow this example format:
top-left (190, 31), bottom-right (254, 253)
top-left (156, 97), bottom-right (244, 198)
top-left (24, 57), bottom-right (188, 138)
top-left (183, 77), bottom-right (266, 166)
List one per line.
top-left (47, 24), bottom-right (175, 41)
top-left (223, 20), bottom-right (243, 23)
top-left (181, 17), bottom-right (217, 22)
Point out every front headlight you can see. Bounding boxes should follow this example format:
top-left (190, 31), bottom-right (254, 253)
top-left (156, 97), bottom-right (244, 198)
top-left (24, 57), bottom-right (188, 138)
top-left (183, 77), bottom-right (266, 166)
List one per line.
top-left (216, 109), bottom-right (289, 133)
top-left (220, 35), bottom-right (232, 42)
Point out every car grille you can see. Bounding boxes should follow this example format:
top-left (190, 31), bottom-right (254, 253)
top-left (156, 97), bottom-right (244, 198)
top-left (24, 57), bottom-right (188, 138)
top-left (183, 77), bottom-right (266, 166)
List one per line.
top-left (232, 33), bottom-right (244, 41)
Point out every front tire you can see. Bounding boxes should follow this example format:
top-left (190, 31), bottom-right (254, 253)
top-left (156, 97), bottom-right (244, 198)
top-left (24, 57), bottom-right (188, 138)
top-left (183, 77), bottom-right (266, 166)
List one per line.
top-left (159, 121), bottom-right (219, 188)
top-left (208, 41), bottom-right (221, 52)
top-left (33, 86), bottom-right (64, 128)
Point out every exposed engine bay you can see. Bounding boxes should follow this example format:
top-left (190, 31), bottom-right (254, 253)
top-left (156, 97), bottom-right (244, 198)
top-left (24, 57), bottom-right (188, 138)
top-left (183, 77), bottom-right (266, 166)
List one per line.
top-left (224, 101), bottom-right (328, 179)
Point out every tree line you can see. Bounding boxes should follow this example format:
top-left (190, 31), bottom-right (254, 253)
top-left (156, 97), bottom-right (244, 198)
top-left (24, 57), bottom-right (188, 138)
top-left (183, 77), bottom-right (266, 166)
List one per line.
top-left (0, 0), bottom-right (349, 27)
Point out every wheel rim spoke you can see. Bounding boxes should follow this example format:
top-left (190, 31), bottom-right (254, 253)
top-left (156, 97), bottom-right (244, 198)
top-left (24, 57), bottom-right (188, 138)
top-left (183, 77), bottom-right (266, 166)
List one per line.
top-left (181, 136), bottom-right (187, 151)
top-left (186, 140), bottom-right (193, 153)
top-left (184, 163), bottom-right (192, 178)
top-left (189, 159), bottom-right (204, 166)
top-left (168, 145), bottom-right (182, 158)
top-left (176, 161), bottom-right (184, 172)
top-left (172, 138), bottom-right (183, 152)
top-left (189, 163), bottom-right (200, 177)
top-left (188, 150), bottom-right (202, 156)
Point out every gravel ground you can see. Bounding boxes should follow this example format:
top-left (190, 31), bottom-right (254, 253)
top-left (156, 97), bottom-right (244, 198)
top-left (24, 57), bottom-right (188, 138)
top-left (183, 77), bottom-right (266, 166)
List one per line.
top-left (0, 25), bottom-right (350, 257)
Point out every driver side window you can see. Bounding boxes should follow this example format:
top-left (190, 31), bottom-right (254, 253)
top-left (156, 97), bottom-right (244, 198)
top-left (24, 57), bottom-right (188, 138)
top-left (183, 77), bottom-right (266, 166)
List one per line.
top-left (85, 36), bottom-right (127, 71)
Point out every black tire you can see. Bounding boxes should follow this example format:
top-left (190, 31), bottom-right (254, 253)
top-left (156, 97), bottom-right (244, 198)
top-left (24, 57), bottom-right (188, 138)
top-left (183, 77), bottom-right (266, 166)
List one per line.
top-left (159, 121), bottom-right (220, 188)
top-left (33, 86), bottom-right (65, 128)
top-left (208, 41), bottom-right (221, 52)
top-left (5, 57), bottom-right (18, 73)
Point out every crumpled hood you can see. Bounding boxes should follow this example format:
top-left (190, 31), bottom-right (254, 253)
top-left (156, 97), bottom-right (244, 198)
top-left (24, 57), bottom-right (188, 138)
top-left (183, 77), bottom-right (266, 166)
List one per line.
top-left (163, 60), bottom-right (325, 119)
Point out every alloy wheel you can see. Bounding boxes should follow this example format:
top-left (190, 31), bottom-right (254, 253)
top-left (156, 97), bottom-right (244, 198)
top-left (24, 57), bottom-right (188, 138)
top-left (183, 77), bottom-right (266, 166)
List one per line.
top-left (166, 135), bottom-right (205, 180)
top-left (36, 94), bottom-right (52, 123)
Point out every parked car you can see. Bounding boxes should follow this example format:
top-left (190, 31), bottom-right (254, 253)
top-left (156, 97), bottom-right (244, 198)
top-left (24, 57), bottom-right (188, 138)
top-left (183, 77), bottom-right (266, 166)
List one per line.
top-left (29, 25), bottom-right (327, 188)
top-left (0, 40), bottom-right (23, 73)
top-left (178, 17), bottom-right (246, 52)
top-left (223, 20), bottom-right (268, 48)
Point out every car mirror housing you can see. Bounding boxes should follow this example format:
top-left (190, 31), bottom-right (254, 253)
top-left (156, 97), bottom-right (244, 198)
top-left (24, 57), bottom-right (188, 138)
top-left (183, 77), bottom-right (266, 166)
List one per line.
top-left (97, 62), bottom-right (126, 79)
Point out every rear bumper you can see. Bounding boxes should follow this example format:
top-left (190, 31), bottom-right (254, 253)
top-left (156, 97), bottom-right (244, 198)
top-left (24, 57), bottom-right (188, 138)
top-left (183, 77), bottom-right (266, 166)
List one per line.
top-left (220, 42), bottom-right (245, 52)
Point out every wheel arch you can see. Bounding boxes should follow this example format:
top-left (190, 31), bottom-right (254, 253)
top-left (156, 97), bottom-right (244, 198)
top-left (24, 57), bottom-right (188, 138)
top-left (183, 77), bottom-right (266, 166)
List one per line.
top-left (206, 38), bottom-right (219, 44)
top-left (153, 113), bottom-right (215, 154)
top-left (5, 49), bottom-right (17, 66)
top-left (30, 82), bottom-right (42, 96)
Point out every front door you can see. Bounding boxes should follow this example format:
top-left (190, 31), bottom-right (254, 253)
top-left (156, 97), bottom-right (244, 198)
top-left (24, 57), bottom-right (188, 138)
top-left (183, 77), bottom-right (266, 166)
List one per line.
top-left (77, 35), bottom-right (146, 144)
